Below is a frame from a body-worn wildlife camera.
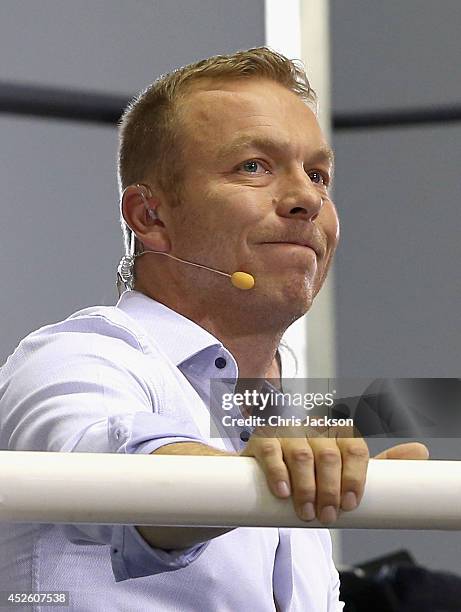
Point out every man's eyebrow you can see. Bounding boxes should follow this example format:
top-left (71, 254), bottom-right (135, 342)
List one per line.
top-left (216, 135), bottom-right (335, 168)
top-left (310, 144), bottom-right (335, 168)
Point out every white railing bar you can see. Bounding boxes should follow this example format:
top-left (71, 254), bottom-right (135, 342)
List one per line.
top-left (0, 452), bottom-right (460, 529)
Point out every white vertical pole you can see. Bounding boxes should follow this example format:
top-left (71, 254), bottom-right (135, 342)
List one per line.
top-left (264, 0), bottom-right (302, 61)
top-left (265, 0), bottom-right (340, 561)
top-left (264, 0), bottom-right (336, 382)
top-left (299, 0), bottom-right (337, 383)
top-left (264, 0), bottom-right (309, 379)
top-left (299, 0), bottom-right (342, 563)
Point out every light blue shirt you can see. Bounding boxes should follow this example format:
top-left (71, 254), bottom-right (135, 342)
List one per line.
top-left (0, 290), bottom-right (344, 611)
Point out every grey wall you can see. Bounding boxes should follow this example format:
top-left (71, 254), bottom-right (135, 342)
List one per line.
top-left (0, 0), bottom-right (265, 363)
top-left (331, 0), bottom-right (461, 575)
top-left (331, 0), bottom-right (461, 114)
top-left (0, 0), bottom-right (265, 95)
top-left (333, 124), bottom-right (460, 379)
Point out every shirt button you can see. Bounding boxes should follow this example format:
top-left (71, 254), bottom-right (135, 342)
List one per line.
top-left (240, 430), bottom-right (251, 442)
top-left (214, 357), bottom-right (227, 369)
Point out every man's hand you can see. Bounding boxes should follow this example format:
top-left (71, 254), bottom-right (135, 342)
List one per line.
top-left (241, 430), bottom-right (429, 525)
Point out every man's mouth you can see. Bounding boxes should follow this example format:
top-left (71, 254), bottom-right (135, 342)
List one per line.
top-left (262, 239), bottom-right (320, 257)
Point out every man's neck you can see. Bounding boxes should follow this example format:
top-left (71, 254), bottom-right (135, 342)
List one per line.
top-left (199, 319), bottom-right (282, 380)
top-left (136, 283), bottom-right (285, 380)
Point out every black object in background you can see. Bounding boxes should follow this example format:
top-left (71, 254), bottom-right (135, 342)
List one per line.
top-left (340, 549), bottom-right (461, 611)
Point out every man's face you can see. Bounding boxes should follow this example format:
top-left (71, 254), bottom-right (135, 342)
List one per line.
top-left (161, 77), bottom-right (339, 321)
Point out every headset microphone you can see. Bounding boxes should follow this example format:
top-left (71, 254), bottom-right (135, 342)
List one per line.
top-left (117, 184), bottom-right (255, 292)
top-left (137, 250), bottom-right (255, 290)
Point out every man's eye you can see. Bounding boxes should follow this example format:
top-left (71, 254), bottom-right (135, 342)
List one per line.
top-left (308, 170), bottom-right (328, 186)
top-left (241, 160), bottom-right (267, 174)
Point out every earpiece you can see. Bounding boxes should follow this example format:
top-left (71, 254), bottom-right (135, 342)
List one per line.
top-left (135, 183), bottom-right (158, 220)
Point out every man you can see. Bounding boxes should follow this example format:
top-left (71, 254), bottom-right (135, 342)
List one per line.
top-left (0, 47), bottom-right (427, 611)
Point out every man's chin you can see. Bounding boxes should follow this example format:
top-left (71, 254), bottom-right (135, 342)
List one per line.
top-left (284, 276), bottom-right (315, 302)
top-left (268, 281), bottom-right (316, 320)
top-left (225, 275), bottom-right (315, 322)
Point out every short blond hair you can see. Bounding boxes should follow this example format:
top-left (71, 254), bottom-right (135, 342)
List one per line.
top-left (117, 46), bottom-right (316, 251)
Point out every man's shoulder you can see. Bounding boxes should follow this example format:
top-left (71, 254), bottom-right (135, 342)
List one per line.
top-left (1, 304), bottom-right (155, 375)
top-left (65, 304), bottom-right (147, 346)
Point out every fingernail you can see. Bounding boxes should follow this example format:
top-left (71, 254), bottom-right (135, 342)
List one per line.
top-left (341, 491), bottom-right (357, 511)
top-left (276, 481), bottom-right (290, 497)
top-left (320, 505), bottom-right (337, 524)
top-left (301, 502), bottom-right (316, 521)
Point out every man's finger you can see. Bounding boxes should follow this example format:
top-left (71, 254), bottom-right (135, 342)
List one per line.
top-left (281, 438), bottom-right (316, 521)
top-left (308, 439), bottom-right (342, 524)
top-left (336, 437), bottom-right (369, 511)
top-left (241, 438), bottom-right (292, 499)
top-left (374, 442), bottom-right (430, 460)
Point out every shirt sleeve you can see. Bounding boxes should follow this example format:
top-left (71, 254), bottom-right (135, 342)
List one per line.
top-left (0, 313), bottom-right (211, 581)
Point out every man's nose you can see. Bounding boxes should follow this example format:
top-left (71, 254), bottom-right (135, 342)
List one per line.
top-left (275, 171), bottom-right (324, 222)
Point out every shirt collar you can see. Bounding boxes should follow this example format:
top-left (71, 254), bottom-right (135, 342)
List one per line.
top-left (116, 290), bottom-right (224, 366)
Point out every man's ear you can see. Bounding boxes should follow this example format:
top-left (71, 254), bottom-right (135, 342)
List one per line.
top-left (121, 184), bottom-right (171, 252)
